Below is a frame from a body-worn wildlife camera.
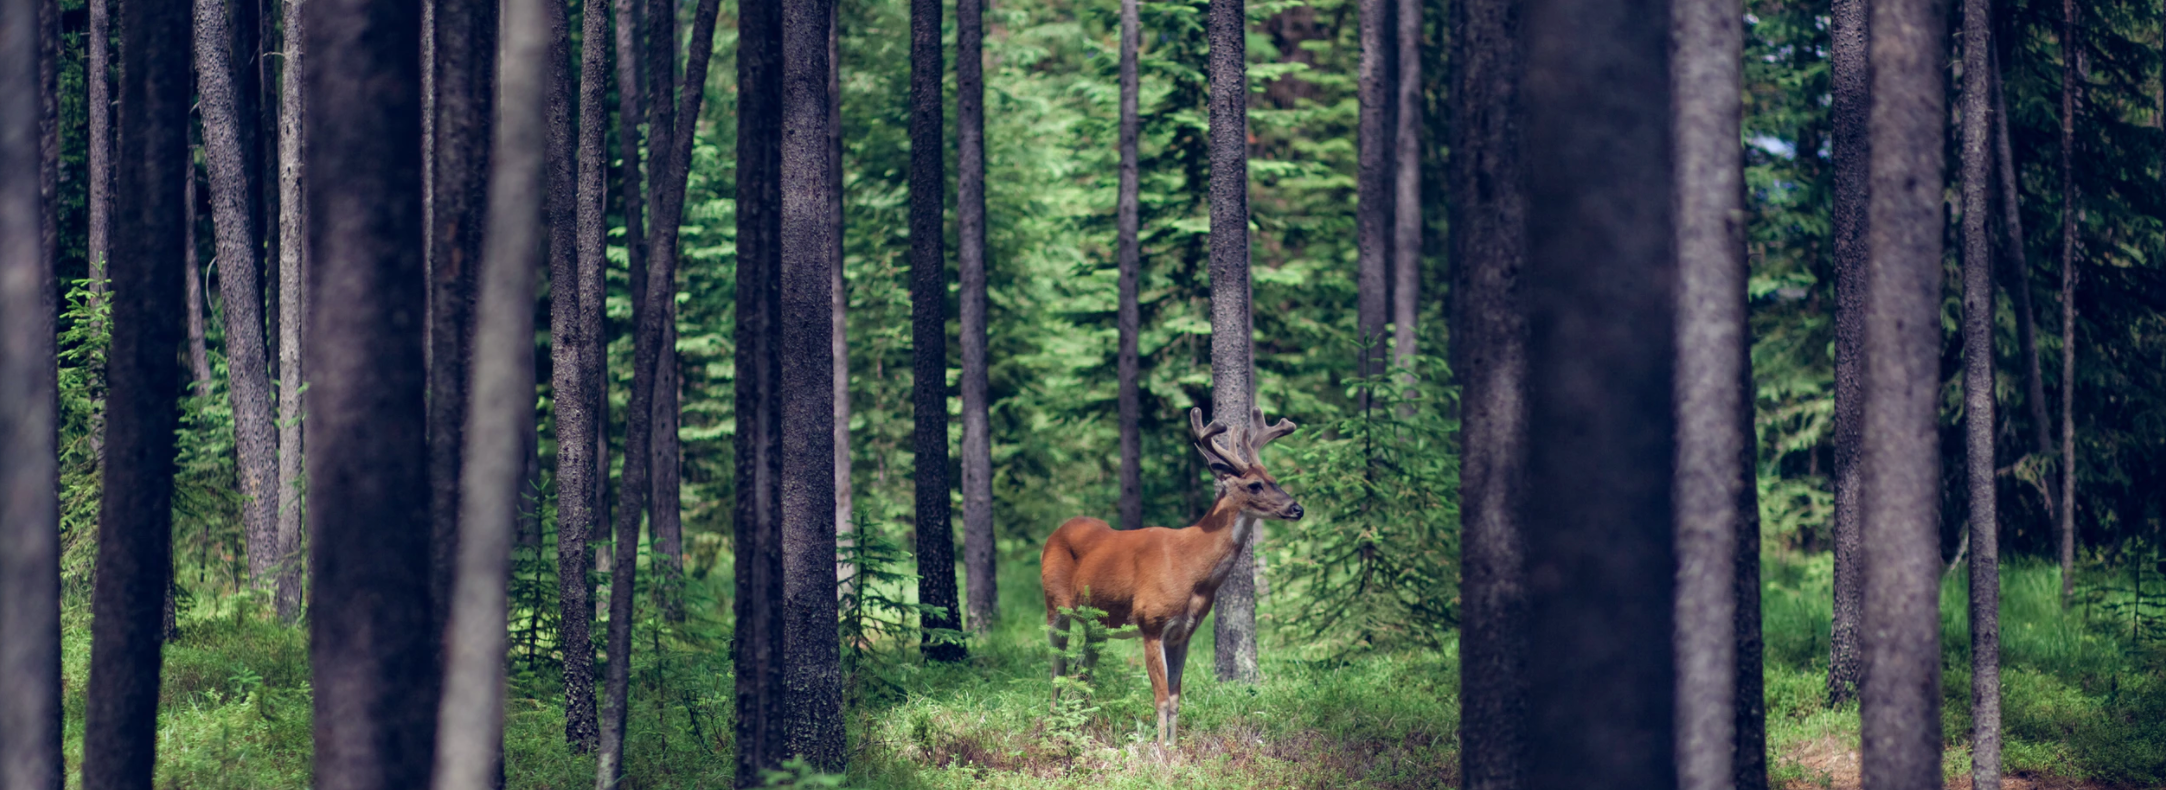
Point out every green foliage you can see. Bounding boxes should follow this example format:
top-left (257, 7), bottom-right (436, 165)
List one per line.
top-left (838, 513), bottom-right (967, 703)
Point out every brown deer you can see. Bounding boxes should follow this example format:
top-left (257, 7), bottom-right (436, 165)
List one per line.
top-left (1039, 408), bottom-right (1303, 747)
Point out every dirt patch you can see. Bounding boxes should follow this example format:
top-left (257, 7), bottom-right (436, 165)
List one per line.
top-left (1778, 736), bottom-right (2140, 790)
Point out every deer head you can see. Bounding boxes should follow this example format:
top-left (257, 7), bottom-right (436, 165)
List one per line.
top-left (1190, 407), bottom-right (1304, 520)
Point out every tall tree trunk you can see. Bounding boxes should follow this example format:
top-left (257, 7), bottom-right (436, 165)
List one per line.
top-left (185, 149), bottom-right (214, 398)
top-left (1389, 0), bottom-right (1419, 372)
top-left (80, 0), bottom-right (190, 781)
top-left (1859, 0), bottom-right (1948, 782)
top-left (1992, 55), bottom-right (2051, 459)
top-left (196, 0), bottom-right (284, 597)
top-left (733, 2), bottom-right (786, 782)
top-left (830, 7), bottom-right (853, 598)
top-left (1451, 0), bottom-right (1528, 780)
top-left (1209, 0), bottom-right (1261, 684)
top-left (1825, 0), bottom-right (1869, 706)
top-left (613, 0), bottom-right (645, 324)
top-left (1, 0), bottom-right (65, 779)
top-left (781, 0), bottom-right (844, 768)
top-left (559, 0), bottom-right (610, 754)
top-left (1959, 2), bottom-right (2000, 786)
top-left (274, 0), bottom-right (308, 623)
top-left (87, 0), bottom-right (111, 303)
top-left (909, 0), bottom-right (966, 663)
top-left (431, 0), bottom-right (546, 780)
top-left (1356, 0), bottom-right (1391, 409)
top-left (2055, 0), bottom-right (2077, 609)
top-left (958, 0), bottom-right (996, 635)
top-left (1521, 0), bottom-right (1676, 786)
top-left (426, 0), bottom-right (495, 642)
top-left (1115, 0), bottom-right (1143, 533)
top-left (1734, 338), bottom-right (1768, 790)
top-left (1673, 0), bottom-right (1745, 783)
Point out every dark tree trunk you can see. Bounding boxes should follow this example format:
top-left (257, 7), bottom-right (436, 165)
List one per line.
top-left (1825, 0), bottom-right (1869, 706)
top-left (196, 0), bottom-right (284, 596)
top-left (1734, 340), bottom-right (1768, 790)
top-left (185, 150), bottom-right (214, 398)
top-left (908, 0), bottom-right (965, 663)
top-left (1209, 0), bottom-right (1261, 684)
top-left (1, 0), bottom-right (64, 779)
top-left (226, 0), bottom-right (265, 264)
top-left (1859, 0), bottom-right (1948, 782)
top-left (1521, 0), bottom-right (1676, 786)
top-left (829, 7), bottom-right (853, 596)
top-left (431, 0), bottom-right (547, 780)
top-left (87, 0), bottom-right (111, 303)
top-left (274, 0), bottom-right (308, 623)
top-left (2055, 0), bottom-right (2077, 609)
top-left (733, 2), bottom-right (786, 782)
top-left (1389, 0), bottom-right (1419, 371)
top-left (1450, 0), bottom-right (1528, 780)
top-left (426, 0), bottom-right (495, 642)
top-left (1115, 0), bottom-right (1142, 533)
top-left (958, 0), bottom-right (995, 635)
top-left (1992, 55), bottom-right (2051, 460)
top-left (1673, 0), bottom-right (1745, 784)
top-left (1959, 2), bottom-right (2000, 786)
top-left (781, 0), bottom-right (844, 768)
top-left (559, 0), bottom-right (611, 753)
top-left (613, 0), bottom-right (645, 325)
top-left (80, 0), bottom-right (190, 782)
top-left (538, 0), bottom-right (575, 561)
top-left (1356, 0), bottom-right (1391, 405)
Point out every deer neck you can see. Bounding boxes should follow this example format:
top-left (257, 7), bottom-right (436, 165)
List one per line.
top-left (1192, 494), bottom-right (1260, 591)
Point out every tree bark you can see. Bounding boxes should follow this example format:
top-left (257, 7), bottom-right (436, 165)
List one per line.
top-left (87, 0), bottom-right (111, 303)
top-left (274, 0), bottom-right (309, 622)
top-left (559, 0), bottom-right (611, 753)
top-left (1959, 2), bottom-right (2000, 786)
top-left (1825, 0), bottom-right (1869, 706)
top-left (909, 0), bottom-right (966, 663)
top-left (958, 0), bottom-right (996, 635)
top-left (80, 0), bottom-right (190, 782)
top-left (613, 0), bottom-right (646, 324)
top-left (1, 0), bottom-right (64, 779)
top-left (185, 149), bottom-right (214, 398)
top-left (430, 0), bottom-right (546, 780)
top-left (1991, 55), bottom-right (2050, 460)
top-left (1521, 0), bottom-right (1677, 785)
top-left (1450, 0), bottom-right (1528, 780)
top-left (830, 6), bottom-right (854, 598)
top-left (1356, 0), bottom-right (1391, 407)
top-left (1115, 0), bottom-right (1142, 534)
top-left (1389, 0), bottom-right (1419, 372)
top-left (1209, 0), bottom-right (1261, 684)
top-left (2056, 0), bottom-right (2077, 609)
top-left (733, 2), bottom-right (786, 782)
top-left (1859, 0), bottom-right (1948, 782)
top-left (781, 0), bottom-right (844, 768)
top-left (1673, 0), bottom-right (1745, 784)
top-left (1734, 339), bottom-right (1768, 790)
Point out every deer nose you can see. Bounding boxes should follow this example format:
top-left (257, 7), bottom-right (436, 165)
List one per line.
top-left (1287, 504), bottom-right (1304, 520)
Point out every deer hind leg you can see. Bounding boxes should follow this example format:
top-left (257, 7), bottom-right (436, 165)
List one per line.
top-left (1047, 608), bottom-right (1070, 707)
top-left (1142, 634), bottom-right (1171, 748)
top-left (1163, 636), bottom-right (1192, 747)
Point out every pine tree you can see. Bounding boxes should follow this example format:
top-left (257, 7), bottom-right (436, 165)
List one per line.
top-left (274, 0), bottom-right (310, 622)
top-left (1959, 1), bottom-right (2002, 786)
top-left (1114, 0), bottom-right (1143, 533)
top-left (1208, 0), bottom-right (1262, 685)
top-left (2055, 0), bottom-right (2078, 609)
top-left (909, 0), bottom-right (966, 663)
top-left (1825, 0), bottom-right (1869, 706)
top-left (733, 2), bottom-right (786, 783)
top-left (959, 0), bottom-right (997, 636)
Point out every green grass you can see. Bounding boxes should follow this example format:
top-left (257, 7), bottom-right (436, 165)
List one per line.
top-left (51, 549), bottom-right (2166, 788)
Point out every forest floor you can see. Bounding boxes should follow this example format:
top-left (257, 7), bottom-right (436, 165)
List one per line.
top-left (49, 548), bottom-right (2166, 788)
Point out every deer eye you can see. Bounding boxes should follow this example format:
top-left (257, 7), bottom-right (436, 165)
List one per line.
top-left (1246, 482), bottom-right (1263, 493)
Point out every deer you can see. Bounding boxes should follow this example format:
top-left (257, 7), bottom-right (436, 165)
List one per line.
top-left (1039, 407), bottom-right (1303, 748)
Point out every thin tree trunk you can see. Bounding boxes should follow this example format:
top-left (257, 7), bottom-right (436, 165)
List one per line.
top-left (227, 0), bottom-right (265, 270)
top-left (1356, 0), bottom-right (1391, 411)
top-left (909, 0), bottom-right (966, 663)
top-left (958, 0), bottom-right (996, 635)
top-left (1521, 0), bottom-right (1676, 785)
top-left (1673, 0), bottom-right (1744, 783)
top-left (1, 0), bottom-right (64, 779)
top-left (1992, 55), bottom-right (2051, 459)
top-left (87, 0), bottom-right (111, 303)
top-left (1451, 0), bottom-right (1528, 778)
top-left (830, 7), bottom-right (853, 598)
top-left (185, 149), bottom-right (214, 398)
top-left (426, 0), bottom-right (495, 641)
top-left (196, 0), bottom-right (283, 596)
top-left (613, 0), bottom-right (646, 322)
top-left (1859, 0), bottom-right (1948, 782)
top-left (1734, 337), bottom-right (1768, 790)
top-left (274, 0), bottom-right (308, 622)
top-left (431, 0), bottom-right (546, 779)
top-left (1389, 0), bottom-right (1419, 373)
top-left (81, 0), bottom-right (190, 781)
top-left (733, 2), bottom-right (786, 782)
top-left (2056, 0), bottom-right (2077, 609)
top-left (1959, 1), bottom-right (2000, 785)
top-left (1825, 0), bottom-right (1869, 706)
top-left (1209, 0), bottom-right (1261, 685)
top-left (560, 0), bottom-right (610, 753)
top-left (1115, 0), bottom-right (1142, 533)
top-left (781, 0), bottom-right (844, 768)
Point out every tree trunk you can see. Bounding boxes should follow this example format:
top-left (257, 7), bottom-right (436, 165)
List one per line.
top-left (830, 6), bottom-right (853, 598)
top-left (781, 0), bottom-right (844, 768)
top-left (1959, 2), bottom-right (2000, 786)
top-left (613, 0), bottom-right (646, 322)
top-left (1859, 0), bottom-right (1948, 782)
top-left (2056, 0), bottom-right (2077, 609)
top-left (1115, 0), bottom-right (1142, 534)
top-left (87, 0), bottom-right (111, 303)
top-left (1451, 0), bottom-right (1528, 780)
top-left (426, 0), bottom-right (495, 641)
top-left (733, 2), bottom-right (786, 782)
top-left (1825, 0), bottom-right (1869, 707)
top-left (1673, 0), bottom-right (1745, 784)
top-left (1734, 339), bottom-right (1768, 790)
top-left (81, 0), bottom-right (190, 781)
top-left (430, 0), bottom-right (546, 781)
top-left (274, 0), bottom-right (308, 623)
top-left (908, 0), bottom-right (966, 663)
top-left (1992, 54), bottom-right (2051, 459)
top-left (1521, 0), bottom-right (1677, 786)
top-left (1356, 0), bottom-right (1391, 408)
top-left (1389, 0), bottom-right (1419, 373)
top-left (559, 0), bottom-right (611, 753)
top-left (185, 149), bottom-right (214, 398)
top-left (1209, 0), bottom-right (1261, 685)
top-left (1, 0), bottom-right (64, 779)
top-left (958, 0), bottom-right (996, 635)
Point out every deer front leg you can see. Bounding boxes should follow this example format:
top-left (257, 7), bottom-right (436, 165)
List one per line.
top-left (1142, 634), bottom-right (1171, 747)
top-left (1163, 636), bottom-right (1191, 747)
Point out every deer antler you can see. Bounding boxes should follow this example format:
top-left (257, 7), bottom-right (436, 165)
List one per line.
top-left (1189, 408), bottom-right (1244, 471)
top-left (1241, 408), bottom-right (1298, 465)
